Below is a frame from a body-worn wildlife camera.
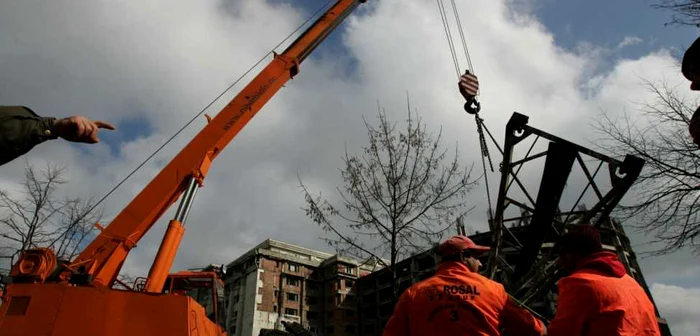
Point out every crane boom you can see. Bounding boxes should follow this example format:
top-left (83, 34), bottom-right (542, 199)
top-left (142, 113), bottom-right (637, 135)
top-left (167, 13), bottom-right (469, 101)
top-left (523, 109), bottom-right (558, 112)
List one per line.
top-left (68, 0), bottom-right (366, 287)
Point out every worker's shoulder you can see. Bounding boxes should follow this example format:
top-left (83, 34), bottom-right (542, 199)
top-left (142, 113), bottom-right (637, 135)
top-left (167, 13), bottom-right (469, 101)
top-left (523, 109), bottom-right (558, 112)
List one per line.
top-left (556, 272), bottom-right (602, 292)
top-left (618, 274), bottom-right (654, 297)
top-left (564, 270), bottom-right (632, 283)
top-left (559, 271), bottom-right (641, 294)
top-left (559, 271), bottom-right (599, 283)
top-left (467, 271), bottom-right (506, 291)
top-left (408, 275), bottom-right (441, 290)
top-left (403, 274), bottom-right (452, 294)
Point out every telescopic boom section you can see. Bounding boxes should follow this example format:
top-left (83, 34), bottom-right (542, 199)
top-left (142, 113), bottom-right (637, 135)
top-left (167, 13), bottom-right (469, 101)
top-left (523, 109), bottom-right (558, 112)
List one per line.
top-left (70, 0), bottom-right (366, 287)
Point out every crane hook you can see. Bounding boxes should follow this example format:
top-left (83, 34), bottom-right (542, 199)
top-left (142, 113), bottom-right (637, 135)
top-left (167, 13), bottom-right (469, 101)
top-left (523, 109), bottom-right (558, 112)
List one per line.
top-left (464, 98), bottom-right (481, 115)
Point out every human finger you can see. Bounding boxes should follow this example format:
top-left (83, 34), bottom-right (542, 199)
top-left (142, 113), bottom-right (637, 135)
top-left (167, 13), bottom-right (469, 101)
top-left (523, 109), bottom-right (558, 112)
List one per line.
top-left (89, 126), bottom-right (100, 143)
top-left (95, 120), bottom-right (116, 130)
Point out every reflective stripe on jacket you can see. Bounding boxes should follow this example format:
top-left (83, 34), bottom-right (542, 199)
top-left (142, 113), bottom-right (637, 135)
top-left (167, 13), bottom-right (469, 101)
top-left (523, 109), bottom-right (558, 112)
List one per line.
top-left (548, 252), bottom-right (662, 336)
top-left (382, 261), bottom-right (544, 336)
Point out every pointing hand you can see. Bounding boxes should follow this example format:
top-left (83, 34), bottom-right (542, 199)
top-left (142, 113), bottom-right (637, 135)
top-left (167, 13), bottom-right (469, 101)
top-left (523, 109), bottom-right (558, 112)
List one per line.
top-left (53, 116), bottom-right (116, 143)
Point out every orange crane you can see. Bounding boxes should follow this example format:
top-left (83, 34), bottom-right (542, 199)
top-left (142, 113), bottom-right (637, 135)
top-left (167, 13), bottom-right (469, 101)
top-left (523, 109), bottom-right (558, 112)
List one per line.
top-left (0, 0), bottom-right (367, 335)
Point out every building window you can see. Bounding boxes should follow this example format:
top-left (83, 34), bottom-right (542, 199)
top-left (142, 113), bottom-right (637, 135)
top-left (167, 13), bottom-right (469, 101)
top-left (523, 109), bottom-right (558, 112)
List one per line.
top-left (273, 305), bottom-right (278, 312)
top-left (287, 293), bottom-right (299, 302)
top-left (344, 279), bottom-right (354, 288)
top-left (286, 277), bottom-right (300, 286)
top-left (288, 263), bottom-right (300, 272)
top-left (285, 308), bottom-right (298, 316)
top-left (344, 265), bottom-right (356, 274)
top-left (234, 295), bottom-right (240, 303)
top-left (231, 326), bottom-right (236, 334)
top-left (274, 290), bottom-right (279, 298)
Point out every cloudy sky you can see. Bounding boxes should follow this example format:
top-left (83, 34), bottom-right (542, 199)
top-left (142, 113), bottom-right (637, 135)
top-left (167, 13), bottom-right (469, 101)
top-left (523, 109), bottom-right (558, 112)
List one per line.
top-left (1, 0), bottom-right (699, 334)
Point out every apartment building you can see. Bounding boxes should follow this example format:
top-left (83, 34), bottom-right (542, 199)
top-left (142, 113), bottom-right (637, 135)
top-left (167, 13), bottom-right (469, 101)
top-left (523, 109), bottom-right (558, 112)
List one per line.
top-left (223, 239), bottom-right (380, 336)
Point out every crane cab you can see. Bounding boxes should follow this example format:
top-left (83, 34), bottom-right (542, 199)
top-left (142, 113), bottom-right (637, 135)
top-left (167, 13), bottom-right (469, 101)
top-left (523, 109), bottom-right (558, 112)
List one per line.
top-left (161, 271), bottom-right (227, 330)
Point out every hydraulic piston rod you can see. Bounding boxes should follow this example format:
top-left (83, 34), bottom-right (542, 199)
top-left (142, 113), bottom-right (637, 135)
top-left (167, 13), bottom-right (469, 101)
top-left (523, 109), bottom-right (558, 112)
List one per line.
top-left (144, 177), bottom-right (199, 293)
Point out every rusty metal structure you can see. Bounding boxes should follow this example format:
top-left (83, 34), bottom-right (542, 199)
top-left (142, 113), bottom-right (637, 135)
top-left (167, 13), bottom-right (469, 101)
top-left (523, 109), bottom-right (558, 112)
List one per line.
top-left (355, 111), bottom-right (673, 336)
top-left (482, 111), bottom-right (640, 290)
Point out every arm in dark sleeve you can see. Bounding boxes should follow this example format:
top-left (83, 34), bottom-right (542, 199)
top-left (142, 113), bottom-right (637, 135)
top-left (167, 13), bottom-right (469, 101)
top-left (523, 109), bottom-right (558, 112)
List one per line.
top-left (0, 106), bottom-right (58, 166)
top-left (501, 296), bottom-right (546, 336)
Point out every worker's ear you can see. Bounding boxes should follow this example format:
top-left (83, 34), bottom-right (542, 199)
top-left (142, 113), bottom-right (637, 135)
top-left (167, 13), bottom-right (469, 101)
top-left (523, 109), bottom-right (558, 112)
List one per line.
top-left (460, 250), bottom-right (473, 260)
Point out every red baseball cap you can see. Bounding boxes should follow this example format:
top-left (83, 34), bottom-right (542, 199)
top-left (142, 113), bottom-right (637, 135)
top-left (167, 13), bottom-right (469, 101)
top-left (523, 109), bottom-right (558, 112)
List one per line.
top-left (439, 235), bottom-right (490, 257)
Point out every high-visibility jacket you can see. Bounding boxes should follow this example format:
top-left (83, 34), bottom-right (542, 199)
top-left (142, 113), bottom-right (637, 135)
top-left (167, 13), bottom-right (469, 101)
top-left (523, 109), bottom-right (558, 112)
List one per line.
top-left (382, 261), bottom-right (545, 336)
top-left (547, 251), bottom-right (662, 336)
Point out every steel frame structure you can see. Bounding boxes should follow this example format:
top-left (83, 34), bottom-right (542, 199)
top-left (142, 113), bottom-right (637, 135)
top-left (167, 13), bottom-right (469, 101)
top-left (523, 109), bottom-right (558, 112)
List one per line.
top-left (477, 112), bottom-right (673, 334)
top-left (481, 112), bottom-right (644, 298)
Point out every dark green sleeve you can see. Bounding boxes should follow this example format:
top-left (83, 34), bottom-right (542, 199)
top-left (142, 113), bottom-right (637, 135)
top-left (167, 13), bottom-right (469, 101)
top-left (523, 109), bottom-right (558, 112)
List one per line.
top-left (0, 106), bottom-right (58, 166)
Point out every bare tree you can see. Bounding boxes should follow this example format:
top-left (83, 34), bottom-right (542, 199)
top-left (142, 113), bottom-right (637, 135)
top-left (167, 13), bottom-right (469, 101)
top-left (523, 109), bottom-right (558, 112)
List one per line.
top-left (299, 100), bottom-right (477, 302)
top-left (652, 0), bottom-right (700, 26)
top-left (594, 78), bottom-right (700, 254)
top-left (0, 162), bottom-right (103, 269)
top-left (113, 272), bottom-right (137, 291)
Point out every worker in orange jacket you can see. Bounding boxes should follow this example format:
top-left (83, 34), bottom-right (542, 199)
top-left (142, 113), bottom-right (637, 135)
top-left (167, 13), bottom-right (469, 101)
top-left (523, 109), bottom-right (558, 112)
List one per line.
top-left (382, 235), bottom-right (546, 336)
top-left (547, 224), bottom-right (661, 336)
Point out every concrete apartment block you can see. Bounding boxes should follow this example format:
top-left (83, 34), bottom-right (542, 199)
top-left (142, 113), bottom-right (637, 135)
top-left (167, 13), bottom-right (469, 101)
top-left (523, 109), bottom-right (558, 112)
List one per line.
top-left (223, 239), bottom-right (380, 336)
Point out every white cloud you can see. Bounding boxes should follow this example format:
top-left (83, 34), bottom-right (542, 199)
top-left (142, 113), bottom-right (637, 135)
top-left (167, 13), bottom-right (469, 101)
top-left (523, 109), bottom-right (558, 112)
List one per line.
top-left (0, 0), bottom-right (698, 316)
top-left (618, 36), bottom-right (644, 49)
top-left (652, 283), bottom-right (700, 336)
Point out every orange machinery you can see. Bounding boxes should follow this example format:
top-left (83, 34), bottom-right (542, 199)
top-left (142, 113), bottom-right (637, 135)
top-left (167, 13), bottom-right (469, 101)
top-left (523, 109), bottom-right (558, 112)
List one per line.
top-left (0, 0), bottom-right (367, 335)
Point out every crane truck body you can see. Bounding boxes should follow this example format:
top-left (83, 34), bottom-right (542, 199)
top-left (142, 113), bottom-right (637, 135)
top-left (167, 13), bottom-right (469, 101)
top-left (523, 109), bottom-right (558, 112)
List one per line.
top-left (0, 0), bottom-right (367, 335)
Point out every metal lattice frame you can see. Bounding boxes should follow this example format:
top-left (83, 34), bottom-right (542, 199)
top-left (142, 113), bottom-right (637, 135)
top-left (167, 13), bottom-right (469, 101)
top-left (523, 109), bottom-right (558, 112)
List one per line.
top-left (358, 111), bottom-right (673, 335)
top-left (482, 112), bottom-right (644, 302)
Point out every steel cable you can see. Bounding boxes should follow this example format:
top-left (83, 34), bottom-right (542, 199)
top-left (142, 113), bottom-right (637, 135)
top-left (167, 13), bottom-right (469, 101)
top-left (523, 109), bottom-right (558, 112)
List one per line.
top-left (436, 0), bottom-right (494, 222)
top-left (52, 0), bottom-right (336, 241)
